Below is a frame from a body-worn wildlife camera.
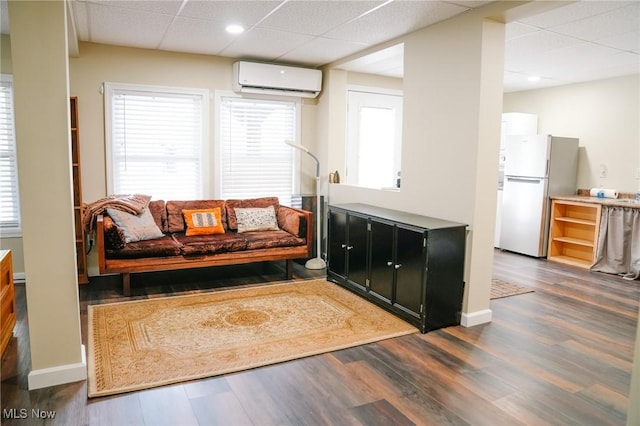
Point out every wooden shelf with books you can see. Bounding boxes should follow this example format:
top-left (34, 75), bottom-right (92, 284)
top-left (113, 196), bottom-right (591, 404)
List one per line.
top-left (547, 199), bottom-right (601, 269)
top-left (70, 97), bottom-right (88, 284)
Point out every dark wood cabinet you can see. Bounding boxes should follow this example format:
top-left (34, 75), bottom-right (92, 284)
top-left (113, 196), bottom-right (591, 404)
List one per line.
top-left (328, 209), bottom-right (368, 291)
top-left (327, 203), bottom-right (467, 333)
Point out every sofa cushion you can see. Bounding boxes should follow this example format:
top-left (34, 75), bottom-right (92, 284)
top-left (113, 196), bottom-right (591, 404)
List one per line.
top-left (106, 207), bottom-right (164, 243)
top-left (173, 232), bottom-right (247, 256)
top-left (242, 230), bottom-right (306, 250)
top-left (105, 235), bottom-right (182, 259)
top-left (166, 200), bottom-right (227, 233)
top-left (235, 206), bottom-right (279, 233)
top-left (183, 208), bottom-right (225, 236)
top-left (226, 197), bottom-right (279, 231)
top-left (148, 200), bottom-right (168, 233)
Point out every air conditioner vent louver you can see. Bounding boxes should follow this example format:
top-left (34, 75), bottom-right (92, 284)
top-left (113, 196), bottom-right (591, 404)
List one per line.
top-left (233, 61), bottom-right (322, 98)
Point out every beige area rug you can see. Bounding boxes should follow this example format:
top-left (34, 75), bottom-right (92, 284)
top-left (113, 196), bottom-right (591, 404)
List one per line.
top-left (490, 278), bottom-right (534, 300)
top-left (87, 279), bottom-right (417, 397)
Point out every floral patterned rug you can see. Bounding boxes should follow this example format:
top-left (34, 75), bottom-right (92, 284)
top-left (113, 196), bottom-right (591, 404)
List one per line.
top-left (87, 279), bottom-right (416, 397)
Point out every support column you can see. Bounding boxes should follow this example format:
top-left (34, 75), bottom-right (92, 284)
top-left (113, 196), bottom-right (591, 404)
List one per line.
top-left (8, 0), bottom-right (86, 389)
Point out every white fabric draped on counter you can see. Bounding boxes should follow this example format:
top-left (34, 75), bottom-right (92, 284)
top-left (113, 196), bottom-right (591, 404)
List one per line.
top-left (591, 206), bottom-right (640, 280)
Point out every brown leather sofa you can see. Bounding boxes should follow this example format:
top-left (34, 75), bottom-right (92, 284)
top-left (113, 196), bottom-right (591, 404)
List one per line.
top-left (96, 197), bottom-right (312, 296)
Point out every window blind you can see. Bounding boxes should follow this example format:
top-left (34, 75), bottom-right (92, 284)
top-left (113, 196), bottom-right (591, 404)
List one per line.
top-left (219, 97), bottom-right (297, 206)
top-left (106, 84), bottom-right (207, 201)
top-left (0, 76), bottom-right (21, 236)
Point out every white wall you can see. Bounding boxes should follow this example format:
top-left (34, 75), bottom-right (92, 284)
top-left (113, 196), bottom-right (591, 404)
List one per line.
top-left (504, 75), bottom-right (640, 194)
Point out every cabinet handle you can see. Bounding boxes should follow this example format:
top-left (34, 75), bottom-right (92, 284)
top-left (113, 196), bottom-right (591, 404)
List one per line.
top-left (347, 246), bottom-right (354, 250)
top-left (341, 244), bottom-right (346, 249)
top-left (387, 261), bottom-right (393, 266)
top-left (395, 264), bottom-right (402, 269)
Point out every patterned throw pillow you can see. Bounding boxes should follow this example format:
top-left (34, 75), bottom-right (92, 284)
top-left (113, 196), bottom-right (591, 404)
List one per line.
top-left (183, 208), bottom-right (225, 236)
top-left (105, 207), bottom-right (164, 243)
top-left (235, 206), bottom-right (280, 233)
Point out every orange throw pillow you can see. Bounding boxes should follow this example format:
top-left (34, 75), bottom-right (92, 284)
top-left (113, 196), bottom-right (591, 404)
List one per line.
top-left (183, 208), bottom-right (225, 236)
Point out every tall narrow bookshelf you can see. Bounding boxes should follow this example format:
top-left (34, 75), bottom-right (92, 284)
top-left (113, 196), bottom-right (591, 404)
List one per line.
top-left (70, 97), bottom-right (88, 284)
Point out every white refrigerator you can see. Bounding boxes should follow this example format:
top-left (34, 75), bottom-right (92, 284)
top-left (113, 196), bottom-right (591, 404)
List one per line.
top-left (499, 134), bottom-right (579, 257)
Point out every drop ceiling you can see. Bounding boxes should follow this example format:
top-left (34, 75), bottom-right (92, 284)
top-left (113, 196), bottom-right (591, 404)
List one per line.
top-left (1, 0), bottom-right (638, 92)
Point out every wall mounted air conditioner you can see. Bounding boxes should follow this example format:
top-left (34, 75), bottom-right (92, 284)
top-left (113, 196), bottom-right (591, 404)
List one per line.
top-left (232, 61), bottom-right (322, 98)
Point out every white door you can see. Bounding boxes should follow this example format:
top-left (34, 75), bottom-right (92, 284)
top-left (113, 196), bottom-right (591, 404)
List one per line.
top-left (346, 90), bottom-right (403, 189)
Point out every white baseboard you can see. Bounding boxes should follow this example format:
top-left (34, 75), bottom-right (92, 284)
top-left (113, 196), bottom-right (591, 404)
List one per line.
top-left (460, 309), bottom-right (492, 327)
top-left (28, 345), bottom-right (87, 390)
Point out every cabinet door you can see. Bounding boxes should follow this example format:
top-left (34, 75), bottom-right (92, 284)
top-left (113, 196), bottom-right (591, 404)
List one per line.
top-left (394, 226), bottom-right (425, 318)
top-left (369, 220), bottom-right (394, 303)
top-left (346, 214), bottom-right (369, 289)
top-left (328, 210), bottom-right (347, 278)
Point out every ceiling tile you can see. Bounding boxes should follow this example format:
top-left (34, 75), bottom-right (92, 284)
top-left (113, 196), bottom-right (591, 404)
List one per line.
top-left (82, 0), bottom-right (184, 15)
top-left (86, 2), bottom-right (173, 48)
top-left (221, 27), bottom-right (314, 63)
top-left (278, 36), bottom-right (370, 67)
top-left (179, 0), bottom-right (282, 26)
top-left (505, 30), bottom-right (583, 71)
top-left (595, 31), bottom-right (640, 52)
top-left (518, 1), bottom-right (634, 29)
top-left (0, 1), bottom-right (9, 33)
top-left (72, 1), bottom-right (90, 41)
top-left (551, 3), bottom-right (640, 42)
top-left (324, 0), bottom-right (469, 45)
top-left (159, 16), bottom-right (236, 56)
top-left (257, 0), bottom-right (384, 36)
top-left (505, 22), bottom-right (539, 41)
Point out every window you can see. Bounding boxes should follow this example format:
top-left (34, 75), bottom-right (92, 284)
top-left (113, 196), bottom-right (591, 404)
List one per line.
top-left (217, 95), bottom-right (299, 206)
top-left (346, 89), bottom-right (403, 189)
top-left (105, 83), bottom-right (209, 200)
top-left (0, 75), bottom-right (21, 237)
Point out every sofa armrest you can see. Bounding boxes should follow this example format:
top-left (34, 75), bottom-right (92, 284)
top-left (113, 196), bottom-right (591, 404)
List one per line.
top-left (96, 214), bottom-right (107, 274)
top-left (276, 206), bottom-right (309, 238)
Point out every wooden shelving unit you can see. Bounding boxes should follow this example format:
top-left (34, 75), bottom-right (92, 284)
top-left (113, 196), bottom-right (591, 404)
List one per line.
top-left (70, 97), bottom-right (88, 284)
top-left (547, 200), bottom-right (601, 269)
top-left (1, 250), bottom-right (16, 356)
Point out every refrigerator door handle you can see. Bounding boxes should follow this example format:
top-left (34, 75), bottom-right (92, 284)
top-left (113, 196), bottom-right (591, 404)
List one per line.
top-left (506, 177), bottom-right (542, 184)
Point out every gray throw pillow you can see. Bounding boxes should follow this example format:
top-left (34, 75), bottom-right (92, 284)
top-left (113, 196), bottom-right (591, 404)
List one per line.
top-left (105, 207), bottom-right (164, 243)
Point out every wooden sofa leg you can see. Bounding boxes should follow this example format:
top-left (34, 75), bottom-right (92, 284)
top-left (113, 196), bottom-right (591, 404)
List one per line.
top-left (123, 273), bottom-right (131, 297)
top-left (285, 259), bottom-right (293, 280)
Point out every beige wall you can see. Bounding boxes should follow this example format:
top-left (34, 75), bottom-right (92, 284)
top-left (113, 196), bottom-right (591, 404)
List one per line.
top-left (504, 74), bottom-right (640, 194)
top-left (68, 42), bottom-right (318, 275)
top-left (323, 3), bottom-right (510, 320)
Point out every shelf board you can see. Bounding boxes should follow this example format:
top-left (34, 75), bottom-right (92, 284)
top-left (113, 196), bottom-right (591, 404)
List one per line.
top-left (555, 216), bottom-right (596, 226)
top-left (551, 236), bottom-right (594, 247)
top-left (547, 255), bottom-right (593, 269)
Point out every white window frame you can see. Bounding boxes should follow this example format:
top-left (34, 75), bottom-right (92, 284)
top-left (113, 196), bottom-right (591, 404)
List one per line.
top-left (0, 74), bottom-right (21, 237)
top-left (214, 91), bottom-right (301, 205)
top-left (104, 82), bottom-right (210, 200)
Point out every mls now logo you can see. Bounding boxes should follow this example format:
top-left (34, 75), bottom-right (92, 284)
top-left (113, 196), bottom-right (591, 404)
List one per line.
top-left (3, 408), bottom-right (56, 419)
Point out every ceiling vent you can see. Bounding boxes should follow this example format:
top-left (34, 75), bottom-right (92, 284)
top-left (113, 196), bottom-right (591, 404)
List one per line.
top-left (232, 61), bottom-right (322, 98)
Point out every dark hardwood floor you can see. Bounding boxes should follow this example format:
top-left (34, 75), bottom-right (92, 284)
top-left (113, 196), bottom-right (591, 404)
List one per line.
top-left (2, 251), bottom-right (638, 425)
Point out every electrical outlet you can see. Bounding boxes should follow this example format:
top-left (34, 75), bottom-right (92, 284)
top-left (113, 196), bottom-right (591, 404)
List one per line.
top-left (599, 163), bottom-right (608, 178)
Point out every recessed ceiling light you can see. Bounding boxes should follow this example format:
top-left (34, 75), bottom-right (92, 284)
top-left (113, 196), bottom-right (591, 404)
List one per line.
top-left (528, 75), bottom-right (541, 82)
top-left (226, 24), bottom-right (244, 34)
